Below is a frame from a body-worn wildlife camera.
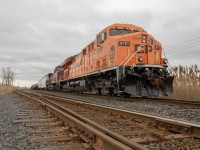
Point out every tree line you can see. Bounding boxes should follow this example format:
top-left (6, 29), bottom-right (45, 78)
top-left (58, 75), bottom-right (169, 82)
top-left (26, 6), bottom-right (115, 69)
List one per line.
top-left (1, 67), bottom-right (15, 85)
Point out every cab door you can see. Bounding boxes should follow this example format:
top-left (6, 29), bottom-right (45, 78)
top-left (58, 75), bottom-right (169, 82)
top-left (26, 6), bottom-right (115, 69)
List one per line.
top-left (147, 45), bottom-right (154, 64)
top-left (154, 50), bottom-right (160, 64)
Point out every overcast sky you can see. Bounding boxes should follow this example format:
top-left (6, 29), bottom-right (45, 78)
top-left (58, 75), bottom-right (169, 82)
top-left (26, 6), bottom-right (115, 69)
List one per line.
top-left (0, 0), bottom-right (200, 87)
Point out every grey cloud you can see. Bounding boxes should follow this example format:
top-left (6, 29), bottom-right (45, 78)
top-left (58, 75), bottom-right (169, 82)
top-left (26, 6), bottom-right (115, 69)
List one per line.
top-left (0, 0), bottom-right (200, 87)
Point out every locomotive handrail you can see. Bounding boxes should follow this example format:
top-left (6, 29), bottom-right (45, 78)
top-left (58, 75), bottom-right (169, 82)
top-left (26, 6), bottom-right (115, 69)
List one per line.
top-left (123, 49), bottom-right (140, 75)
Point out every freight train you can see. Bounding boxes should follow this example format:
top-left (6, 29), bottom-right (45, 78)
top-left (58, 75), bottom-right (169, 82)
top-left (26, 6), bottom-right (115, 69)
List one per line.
top-left (34, 23), bottom-right (174, 97)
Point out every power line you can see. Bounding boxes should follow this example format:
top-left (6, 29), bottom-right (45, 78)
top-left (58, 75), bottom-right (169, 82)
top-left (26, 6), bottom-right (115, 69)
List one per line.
top-left (164, 36), bottom-right (200, 50)
top-left (165, 43), bottom-right (200, 54)
top-left (166, 47), bottom-right (200, 56)
top-left (170, 54), bottom-right (200, 60)
top-left (167, 48), bottom-right (200, 56)
top-left (169, 51), bottom-right (200, 58)
top-left (167, 50), bottom-right (200, 59)
top-left (164, 46), bottom-right (200, 60)
top-left (155, 8), bottom-right (200, 57)
top-left (164, 46), bottom-right (200, 57)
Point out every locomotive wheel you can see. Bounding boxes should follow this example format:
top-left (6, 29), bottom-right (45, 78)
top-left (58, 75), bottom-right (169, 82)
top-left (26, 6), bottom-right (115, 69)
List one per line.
top-left (97, 89), bottom-right (101, 95)
top-left (107, 93), bottom-right (112, 96)
top-left (120, 92), bottom-right (131, 97)
top-left (107, 88), bottom-right (114, 96)
top-left (125, 93), bottom-right (131, 97)
top-left (142, 96), bottom-right (148, 99)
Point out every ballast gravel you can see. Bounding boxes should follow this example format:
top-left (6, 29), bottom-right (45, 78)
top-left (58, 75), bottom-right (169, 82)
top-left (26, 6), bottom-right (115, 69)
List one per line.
top-left (0, 92), bottom-right (83, 150)
top-left (0, 93), bottom-right (30, 150)
top-left (39, 91), bottom-right (200, 125)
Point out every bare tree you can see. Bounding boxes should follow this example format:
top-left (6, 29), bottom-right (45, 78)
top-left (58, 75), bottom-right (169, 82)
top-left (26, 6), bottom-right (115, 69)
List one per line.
top-left (10, 70), bottom-right (15, 85)
top-left (1, 67), bottom-right (6, 85)
top-left (1, 67), bottom-right (15, 85)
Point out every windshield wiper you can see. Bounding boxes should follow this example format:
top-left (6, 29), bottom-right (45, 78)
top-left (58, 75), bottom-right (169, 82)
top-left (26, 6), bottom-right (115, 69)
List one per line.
top-left (133, 29), bottom-right (139, 33)
top-left (115, 27), bottom-right (122, 34)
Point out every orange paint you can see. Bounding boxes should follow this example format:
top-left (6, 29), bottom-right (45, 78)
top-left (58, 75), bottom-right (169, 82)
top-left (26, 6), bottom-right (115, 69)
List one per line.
top-left (60, 23), bottom-right (164, 80)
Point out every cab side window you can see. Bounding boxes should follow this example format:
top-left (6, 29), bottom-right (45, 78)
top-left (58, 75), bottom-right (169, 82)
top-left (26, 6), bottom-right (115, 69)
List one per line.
top-left (97, 35), bottom-right (102, 45)
top-left (97, 32), bottom-right (107, 45)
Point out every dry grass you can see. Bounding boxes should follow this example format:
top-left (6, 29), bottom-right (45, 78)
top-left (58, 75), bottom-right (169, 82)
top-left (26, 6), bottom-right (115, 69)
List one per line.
top-left (168, 65), bottom-right (200, 100)
top-left (0, 85), bottom-right (21, 93)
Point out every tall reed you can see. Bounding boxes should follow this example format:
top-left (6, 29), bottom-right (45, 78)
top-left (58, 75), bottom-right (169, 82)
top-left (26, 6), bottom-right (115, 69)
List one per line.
top-left (169, 65), bottom-right (200, 100)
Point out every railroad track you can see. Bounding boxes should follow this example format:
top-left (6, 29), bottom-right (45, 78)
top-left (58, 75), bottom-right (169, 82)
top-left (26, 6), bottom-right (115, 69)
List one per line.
top-left (32, 90), bottom-right (200, 107)
top-left (17, 91), bottom-right (200, 150)
top-left (30, 90), bottom-right (200, 124)
top-left (14, 94), bottom-right (91, 150)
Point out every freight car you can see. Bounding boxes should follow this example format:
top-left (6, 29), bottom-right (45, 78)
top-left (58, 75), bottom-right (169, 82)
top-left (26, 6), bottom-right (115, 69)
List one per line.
top-left (31, 83), bottom-right (38, 90)
top-left (46, 67), bottom-right (63, 90)
top-left (38, 74), bottom-right (52, 90)
top-left (45, 23), bottom-right (173, 97)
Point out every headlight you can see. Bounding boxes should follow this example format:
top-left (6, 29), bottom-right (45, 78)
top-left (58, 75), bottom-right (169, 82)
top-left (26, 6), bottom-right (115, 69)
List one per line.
top-left (138, 57), bottom-right (143, 62)
top-left (142, 35), bottom-right (147, 43)
top-left (119, 41), bottom-right (130, 46)
top-left (163, 59), bottom-right (168, 64)
top-left (155, 45), bottom-right (159, 50)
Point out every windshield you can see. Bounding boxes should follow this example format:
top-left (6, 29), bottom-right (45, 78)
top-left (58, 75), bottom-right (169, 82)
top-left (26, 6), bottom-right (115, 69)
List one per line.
top-left (109, 28), bottom-right (132, 36)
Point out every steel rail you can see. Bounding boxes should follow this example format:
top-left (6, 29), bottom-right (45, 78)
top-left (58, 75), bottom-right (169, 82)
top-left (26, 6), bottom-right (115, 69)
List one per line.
top-left (33, 90), bottom-right (200, 107)
top-left (18, 92), bottom-right (148, 150)
top-left (37, 92), bottom-right (200, 139)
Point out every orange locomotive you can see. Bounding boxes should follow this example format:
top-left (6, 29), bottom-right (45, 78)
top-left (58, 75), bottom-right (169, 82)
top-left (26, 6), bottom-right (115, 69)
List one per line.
top-left (47, 23), bottom-right (173, 97)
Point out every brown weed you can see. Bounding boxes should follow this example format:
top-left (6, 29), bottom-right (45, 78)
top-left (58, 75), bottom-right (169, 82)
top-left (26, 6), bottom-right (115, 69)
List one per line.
top-left (169, 65), bottom-right (200, 100)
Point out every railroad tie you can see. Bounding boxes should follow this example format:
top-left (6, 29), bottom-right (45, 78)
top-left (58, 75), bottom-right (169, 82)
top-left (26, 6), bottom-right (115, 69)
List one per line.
top-left (36, 143), bottom-right (92, 150)
top-left (13, 118), bottom-right (56, 123)
top-left (30, 134), bottom-right (80, 143)
top-left (26, 121), bottom-right (62, 127)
